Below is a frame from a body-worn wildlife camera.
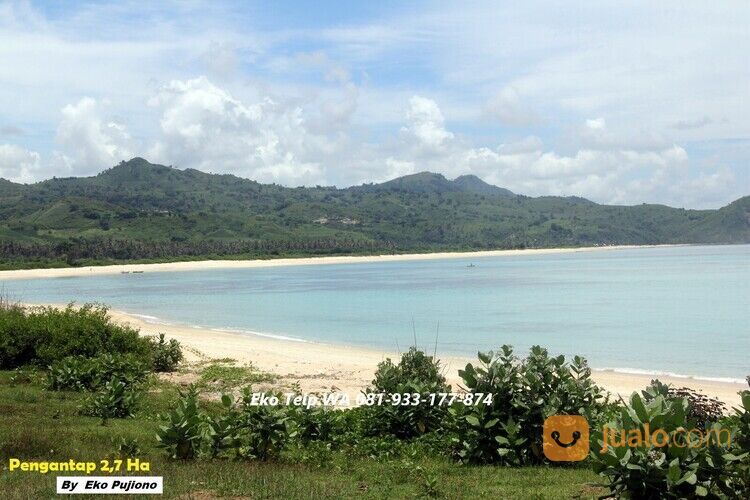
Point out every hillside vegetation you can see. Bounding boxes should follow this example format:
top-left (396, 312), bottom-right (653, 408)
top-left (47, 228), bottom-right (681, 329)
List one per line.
top-left (1, 157), bottom-right (748, 268)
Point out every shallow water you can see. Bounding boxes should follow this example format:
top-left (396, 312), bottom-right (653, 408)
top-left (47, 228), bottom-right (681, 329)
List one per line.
top-left (3, 245), bottom-right (749, 381)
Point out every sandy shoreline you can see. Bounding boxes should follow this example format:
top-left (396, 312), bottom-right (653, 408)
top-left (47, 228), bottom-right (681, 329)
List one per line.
top-left (7, 244), bottom-right (744, 406)
top-left (40, 306), bottom-right (741, 407)
top-left (0, 244), bottom-right (679, 281)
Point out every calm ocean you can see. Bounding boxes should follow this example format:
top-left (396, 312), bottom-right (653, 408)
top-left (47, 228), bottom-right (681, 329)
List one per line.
top-left (3, 245), bottom-right (748, 381)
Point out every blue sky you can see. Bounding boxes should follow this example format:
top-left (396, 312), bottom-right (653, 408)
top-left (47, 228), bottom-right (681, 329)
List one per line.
top-left (0, 0), bottom-right (748, 208)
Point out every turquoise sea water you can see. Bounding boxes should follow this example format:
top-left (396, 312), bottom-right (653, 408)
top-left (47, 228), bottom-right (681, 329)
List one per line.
top-left (3, 245), bottom-right (748, 381)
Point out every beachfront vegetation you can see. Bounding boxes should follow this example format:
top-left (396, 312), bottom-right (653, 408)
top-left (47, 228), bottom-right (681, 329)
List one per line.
top-left (362, 346), bottom-right (451, 438)
top-left (0, 303), bottom-right (151, 368)
top-left (1, 157), bottom-right (749, 269)
top-left (0, 304), bottom-right (748, 498)
top-left (80, 377), bottom-right (143, 420)
top-left (46, 353), bottom-right (149, 392)
top-left (451, 345), bottom-right (610, 465)
top-left (150, 333), bottom-right (183, 373)
top-left (0, 303), bottom-right (181, 373)
top-left (592, 383), bottom-right (750, 498)
top-left (196, 360), bottom-right (276, 392)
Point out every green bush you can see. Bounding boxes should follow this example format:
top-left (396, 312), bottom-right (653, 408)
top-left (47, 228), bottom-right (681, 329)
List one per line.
top-left (373, 347), bottom-right (448, 394)
top-left (722, 387), bottom-right (750, 497)
top-left (451, 345), bottom-right (608, 465)
top-left (644, 379), bottom-right (727, 429)
top-left (156, 385), bottom-right (203, 460)
top-left (285, 403), bottom-right (392, 453)
top-left (592, 387), bottom-right (745, 499)
top-left (0, 304), bottom-right (183, 377)
top-left (0, 304), bottom-right (37, 368)
top-left (149, 333), bottom-right (183, 372)
top-left (287, 404), bottom-right (347, 446)
top-left (81, 378), bottom-right (142, 419)
top-left (113, 437), bottom-right (141, 458)
top-left (0, 304), bottom-right (151, 368)
top-left (157, 387), bottom-right (297, 461)
top-left (203, 393), bottom-right (243, 458)
top-left (228, 389), bottom-right (296, 460)
top-left (46, 353), bottom-right (149, 391)
top-left (362, 347), bottom-right (451, 439)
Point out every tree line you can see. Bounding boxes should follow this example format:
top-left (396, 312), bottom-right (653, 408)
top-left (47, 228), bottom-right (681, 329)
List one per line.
top-left (0, 237), bottom-right (397, 264)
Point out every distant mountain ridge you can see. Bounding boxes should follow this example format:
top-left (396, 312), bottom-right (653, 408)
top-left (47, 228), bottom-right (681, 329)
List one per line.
top-left (0, 157), bottom-right (748, 268)
top-left (374, 171), bottom-right (514, 197)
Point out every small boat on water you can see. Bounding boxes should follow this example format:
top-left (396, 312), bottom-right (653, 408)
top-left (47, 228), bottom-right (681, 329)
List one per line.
top-left (466, 263), bottom-right (475, 268)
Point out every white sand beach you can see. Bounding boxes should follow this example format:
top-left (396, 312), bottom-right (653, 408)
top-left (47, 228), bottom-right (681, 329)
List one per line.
top-left (92, 307), bottom-right (747, 407)
top-left (0, 244), bottom-right (678, 281)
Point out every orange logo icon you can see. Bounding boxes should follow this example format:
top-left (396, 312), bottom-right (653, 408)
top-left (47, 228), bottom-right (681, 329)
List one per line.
top-left (543, 415), bottom-right (589, 461)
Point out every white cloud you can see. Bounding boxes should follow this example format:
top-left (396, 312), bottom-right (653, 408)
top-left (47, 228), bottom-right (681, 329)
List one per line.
top-left (55, 97), bottom-right (134, 174)
top-left (0, 144), bottom-right (41, 183)
top-left (148, 76), bottom-right (326, 186)
top-left (385, 98), bottom-right (716, 207)
top-left (401, 95), bottom-right (454, 151)
top-left (459, 144), bottom-right (697, 206)
top-left (378, 157), bottom-right (416, 182)
top-left (586, 118), bottom-right (606, 130)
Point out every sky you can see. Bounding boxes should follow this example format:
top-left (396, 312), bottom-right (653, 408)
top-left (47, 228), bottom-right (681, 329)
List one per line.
top-left (0, 1), bottom-right (748, 208)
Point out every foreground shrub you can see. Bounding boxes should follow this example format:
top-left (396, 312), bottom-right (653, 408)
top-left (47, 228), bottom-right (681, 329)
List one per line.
top-left (722, 386), bottom-right (750, 497)
top-left (157, 387), bottom-right (297, 461)
top-left (156, 385), bottom-right (203, 459)
top-left (81, 378), bottom-right (142, 420)
top-left (643, 379), bottom-right (727, 429)
top-left (112, 437), bottom-right (142, 458)
top-left (451, 345), bottom-right (608, 465)
top-left (233, 389), bottom-right (296, 460)
top-left (46, 353), bottom-right (149, 391)
top-left (149, 333), bottom-right (183, 372)
top-left (203, 393), bottom-right (243, 458)
top-left (0, 304), bottom-right (36, 368)
top-left (361, 347), bottom-right (451, 439)
top-left (0, 303), bottom-right (184, 376)
top-left (592, 386), bottom-right (745, 499)
top-left (287, 403), bottom-right (348, 446)
top-left (0, 304), bottom-right (151, 368)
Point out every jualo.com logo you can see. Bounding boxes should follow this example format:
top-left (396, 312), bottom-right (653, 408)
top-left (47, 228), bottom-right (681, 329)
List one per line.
top-left (543, 415), bottom-right (590, 461)
top-left (542, 415), bottom-right (733, 461)
top-left (599, 423), bottom-right (732, 452)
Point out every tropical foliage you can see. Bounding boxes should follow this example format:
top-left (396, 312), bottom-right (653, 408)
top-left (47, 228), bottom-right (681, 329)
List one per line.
top-left (0, 303), bottom-right (149, 367)
top-left (0, 303), bottom-right (181, 372)
top-left (2, 303), bottom-right (748, 498)
top-left (592, 383), bottom-right (748, 499)
top-left (451, 345), bottom-right (609, 465)
top-left (362, 346), bottom-right (451, 438)
top-left (46, 353), bottom-right (149, 391)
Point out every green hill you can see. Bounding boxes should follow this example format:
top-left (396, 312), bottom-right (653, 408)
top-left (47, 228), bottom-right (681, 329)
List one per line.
top-left (453, 174), bottom-right (515, 197)
top-left (0, 157), bottom-right (747, 268)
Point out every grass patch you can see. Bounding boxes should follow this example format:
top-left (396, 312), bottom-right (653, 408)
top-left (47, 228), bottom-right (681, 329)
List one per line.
top-left (196, 361), bottom-right (276, 392)
top-left (0, 370), bottom-right (604, 499)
